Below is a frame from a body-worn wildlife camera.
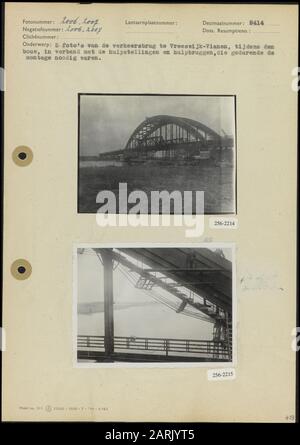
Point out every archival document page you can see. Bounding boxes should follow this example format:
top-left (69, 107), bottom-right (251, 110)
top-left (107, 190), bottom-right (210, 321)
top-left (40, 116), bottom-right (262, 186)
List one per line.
top-left (2, 3), bottom-right (298, 422)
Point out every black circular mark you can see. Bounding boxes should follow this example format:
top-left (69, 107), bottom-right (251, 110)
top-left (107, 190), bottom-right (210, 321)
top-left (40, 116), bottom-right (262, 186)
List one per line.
top-left (17, 266), bottom-right (26, 274)
top-left (18, 152), bottom-right (27, 160)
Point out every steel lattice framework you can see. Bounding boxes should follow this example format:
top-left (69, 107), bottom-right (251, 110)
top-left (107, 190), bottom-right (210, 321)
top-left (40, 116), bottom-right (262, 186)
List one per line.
top-left (125, 115), bottom-right (222, 150)
top-left (97, 114), bottom-right (233, 161)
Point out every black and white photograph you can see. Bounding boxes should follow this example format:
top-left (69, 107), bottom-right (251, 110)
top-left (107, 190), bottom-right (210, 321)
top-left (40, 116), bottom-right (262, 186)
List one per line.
top-left (78, 94), bottom-right (236, 214)
top-left (75, 245), bottom-right (234, 365)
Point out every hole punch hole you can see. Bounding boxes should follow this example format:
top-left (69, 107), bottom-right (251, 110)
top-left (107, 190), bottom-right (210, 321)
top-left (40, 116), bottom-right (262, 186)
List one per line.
top-left (18, 152), bottom-right (27, 161)
top-left (12, 146), bottom-right (33, 166)
top-left (11, 259), bottom-right (32, 280)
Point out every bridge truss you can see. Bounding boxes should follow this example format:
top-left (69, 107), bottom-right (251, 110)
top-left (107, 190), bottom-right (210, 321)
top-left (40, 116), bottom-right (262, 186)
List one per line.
top-left (77, 247), bottom-right (233, 363)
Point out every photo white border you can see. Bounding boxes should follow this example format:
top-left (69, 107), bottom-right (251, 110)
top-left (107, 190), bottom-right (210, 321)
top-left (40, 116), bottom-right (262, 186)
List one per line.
top-left (78, 93), bottom-right (237, 217)
top-left (73, 242), bottom-right (237, 369)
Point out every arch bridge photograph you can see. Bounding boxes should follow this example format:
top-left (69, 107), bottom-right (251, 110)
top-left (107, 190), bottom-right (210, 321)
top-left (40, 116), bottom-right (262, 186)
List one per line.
top-left (78, 94), bottom-right (236, 214)
top-left (75, 245), bottom-right (234, 364)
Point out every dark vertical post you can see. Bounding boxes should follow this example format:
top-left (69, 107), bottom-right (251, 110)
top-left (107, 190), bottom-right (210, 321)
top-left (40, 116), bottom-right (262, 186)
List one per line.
top-left (99, 249), bottom-right (114, 358)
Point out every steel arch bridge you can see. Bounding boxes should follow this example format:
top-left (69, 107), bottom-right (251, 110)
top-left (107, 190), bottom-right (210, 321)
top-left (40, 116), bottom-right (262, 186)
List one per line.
top-left (77, 247), bottom-right (233, 363)
top-left (98, 114), bottom-right (234, 162)
top-left (126, 115), bottom-right (221, 150)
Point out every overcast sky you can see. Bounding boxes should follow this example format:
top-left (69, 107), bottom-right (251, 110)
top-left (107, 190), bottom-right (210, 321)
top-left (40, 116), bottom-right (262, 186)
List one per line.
top-left (79, 95), bottom-right (235, 156)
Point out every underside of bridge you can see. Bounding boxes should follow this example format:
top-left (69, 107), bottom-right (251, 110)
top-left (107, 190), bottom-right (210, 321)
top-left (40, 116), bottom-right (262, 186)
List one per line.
top-left (98, 115), bottom-right (234, 163)
top-left (77, 247), bottom-right (233, 363)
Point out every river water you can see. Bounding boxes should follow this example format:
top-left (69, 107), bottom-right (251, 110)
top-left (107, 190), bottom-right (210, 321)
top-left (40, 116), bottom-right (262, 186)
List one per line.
top-left (78, 303), bottom-right (213, 341)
